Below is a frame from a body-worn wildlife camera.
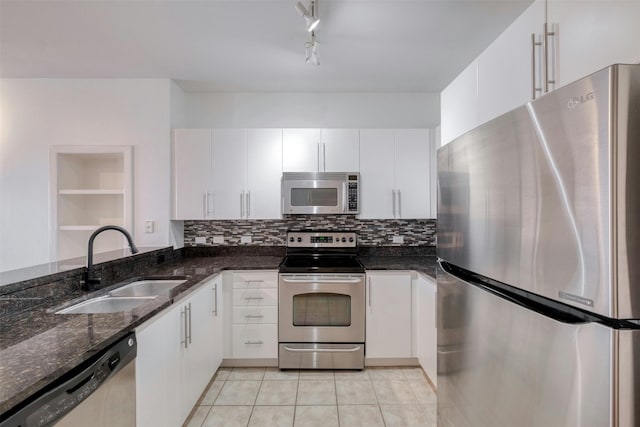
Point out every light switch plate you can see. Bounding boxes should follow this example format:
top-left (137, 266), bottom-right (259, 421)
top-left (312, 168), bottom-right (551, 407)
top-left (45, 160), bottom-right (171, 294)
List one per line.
top-left (144, 220), bottom-right (154, 234)
top-left (195, 237), bottom-right (206, 244)
top-left (240, 236), bottom-right (252, 244)
top-left (392, 235), bottom-right (404, 244)
top-left (213, 236), bottom-right (224, 244)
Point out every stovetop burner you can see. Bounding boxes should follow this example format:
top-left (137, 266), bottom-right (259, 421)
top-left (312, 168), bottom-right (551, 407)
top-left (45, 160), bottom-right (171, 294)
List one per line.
top-left (279, 231), bottom-right (364, 274)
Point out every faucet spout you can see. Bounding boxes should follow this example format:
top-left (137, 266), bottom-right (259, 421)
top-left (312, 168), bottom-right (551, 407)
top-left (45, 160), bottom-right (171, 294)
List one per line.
top-left (83, 225), bottom-right (139, 291)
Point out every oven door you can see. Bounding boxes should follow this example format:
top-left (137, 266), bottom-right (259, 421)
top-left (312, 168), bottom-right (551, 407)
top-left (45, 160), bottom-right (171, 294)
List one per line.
top-left (282, 178), bottom-right (347, 214)
top-left (278, 274), bottom-right (365, 343)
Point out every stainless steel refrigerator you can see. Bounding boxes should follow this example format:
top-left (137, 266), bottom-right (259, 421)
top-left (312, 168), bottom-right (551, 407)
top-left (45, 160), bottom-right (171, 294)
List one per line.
top-left (436, 64), bottom-right (640, 427)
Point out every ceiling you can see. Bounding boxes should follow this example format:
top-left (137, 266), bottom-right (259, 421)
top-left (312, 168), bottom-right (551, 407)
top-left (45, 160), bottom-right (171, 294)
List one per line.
top-left (0, 0), bottom-right (533, 92)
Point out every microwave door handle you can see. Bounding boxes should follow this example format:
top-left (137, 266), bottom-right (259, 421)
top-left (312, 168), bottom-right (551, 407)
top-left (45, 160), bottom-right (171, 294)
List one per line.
top-left (343, 182), bottom-right (348, 213)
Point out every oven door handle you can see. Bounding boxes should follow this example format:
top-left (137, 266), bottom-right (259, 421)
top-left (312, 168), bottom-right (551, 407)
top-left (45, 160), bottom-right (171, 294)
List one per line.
top-left (283, 345), bottom-right (362, 353)
top-left (280, 277), bottom-right (363, 284)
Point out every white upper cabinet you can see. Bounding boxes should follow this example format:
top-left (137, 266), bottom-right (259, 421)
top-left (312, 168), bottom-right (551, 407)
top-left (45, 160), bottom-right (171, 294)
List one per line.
top-left (246, 129), bottom-right (283, 219)
top-left (173, 129), bottom-right (212, 220)
top-left (477, 0), bottom-right (545, 125)
top-left (442, 0), bottom-right (639, 145)
top-left (547, 0), bottom-right (640, 88)
top-left (395, 129), bottom-right (431, 219)
top-left (359, 130), bottom-right (395, 219)
top-left (440, 59), bottom-right (479, 146)
top-left (360, 129), bottom-right (432, 219)
top-left (212, 129), bottom-right (247, 219)
top-left (283, 128), bottom-right (359, 172)
top-left (173, 128), bottom-right (283, 220)
top-left (282, 128), bottom-right (320, 172)
top-left (321, 129), bottom-right (360, 172)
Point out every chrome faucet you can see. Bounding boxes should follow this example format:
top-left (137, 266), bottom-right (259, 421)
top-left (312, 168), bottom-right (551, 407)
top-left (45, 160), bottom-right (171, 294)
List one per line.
top-left (83, 225), bottom-right (139, 290)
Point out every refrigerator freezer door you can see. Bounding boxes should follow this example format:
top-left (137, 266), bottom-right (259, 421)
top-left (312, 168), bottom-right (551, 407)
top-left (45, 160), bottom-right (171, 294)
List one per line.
top-left (437, 64), bottom-right (640, 319)
top-left (437, 267), bottom-right (618, 427)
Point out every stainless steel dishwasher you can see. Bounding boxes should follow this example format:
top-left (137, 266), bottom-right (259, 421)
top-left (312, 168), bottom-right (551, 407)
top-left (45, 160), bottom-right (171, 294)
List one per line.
top-left (1, 332), bottom-right (136, 427)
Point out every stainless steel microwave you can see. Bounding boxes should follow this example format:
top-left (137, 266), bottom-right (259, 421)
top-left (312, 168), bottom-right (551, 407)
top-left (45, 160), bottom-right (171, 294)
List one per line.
top-left (282, 172), bottom-right (360, 215)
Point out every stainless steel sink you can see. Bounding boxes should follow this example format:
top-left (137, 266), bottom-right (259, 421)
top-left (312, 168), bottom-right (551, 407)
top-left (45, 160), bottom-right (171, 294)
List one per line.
top-left (108, 279), bottom-right (188, 297)
top-left (56, 296), bottom-right (156, 314)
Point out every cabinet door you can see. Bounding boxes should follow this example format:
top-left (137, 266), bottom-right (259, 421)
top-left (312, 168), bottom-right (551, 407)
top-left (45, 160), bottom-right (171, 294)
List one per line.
top-left (212, 129), bottom-right (247, 219)
top-left (440, 59), bottom-right (479, 146)
top-left (135, 303), bottom-right (183, 427)
top-left (282, 128), bottom-right (321, 172)
top-left (172, 129), bottom-right (212, 220)
top-left (478, 0), bottom-right (545, 124)
top-left (366, 272), bottom-right (413, 358)
top-left (181, 283), bottom-right (217, 421)
top-left (548, 0), bottom-right (640, 88)
top-left (359, 129), bottom-right (395, 219)
top-left (321, 129), bottom-right (360, 172)
top-left (247, 129), bottom-right (282, 219)
top-left (416, 274), bottom-right (437, 386)
top-left (395, 129), bottom-right (430, 219)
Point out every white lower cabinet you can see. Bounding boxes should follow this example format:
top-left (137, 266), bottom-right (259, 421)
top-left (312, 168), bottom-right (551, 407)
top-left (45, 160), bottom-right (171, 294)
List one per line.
top-left (223, 271), bottom-right (279, 361)
top-left (136, 276), bottom-right (222, 427)
top-left (415, 273), bottom-right (437, 386)
top-left (365, 271), bottom-right (414, 360)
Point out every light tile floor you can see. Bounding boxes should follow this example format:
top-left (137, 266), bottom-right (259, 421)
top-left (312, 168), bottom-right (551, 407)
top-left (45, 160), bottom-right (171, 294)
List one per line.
top-left (185, 367), bottom-right (437, 427)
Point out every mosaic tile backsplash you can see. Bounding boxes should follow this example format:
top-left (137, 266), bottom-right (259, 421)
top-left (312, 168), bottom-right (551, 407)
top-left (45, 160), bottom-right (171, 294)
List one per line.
top-left (184, 215), bottom-right (436, 247)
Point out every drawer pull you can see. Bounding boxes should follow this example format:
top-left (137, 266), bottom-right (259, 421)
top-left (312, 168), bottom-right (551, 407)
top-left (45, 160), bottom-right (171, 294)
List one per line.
top-left (283, 345), bottom-right (362, 353)
top-left (245, 340), bottom-right (264, 345)
top-left (244, 315), bottom-right (264, 319)
top-left (245, 280), bottom-right (264, 284)
top-left (244, 297), bottom-right (264, 300)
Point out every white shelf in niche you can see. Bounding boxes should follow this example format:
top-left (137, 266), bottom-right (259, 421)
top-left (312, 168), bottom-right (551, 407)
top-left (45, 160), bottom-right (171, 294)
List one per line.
top-left (50, 145), bottom-right (133, 262)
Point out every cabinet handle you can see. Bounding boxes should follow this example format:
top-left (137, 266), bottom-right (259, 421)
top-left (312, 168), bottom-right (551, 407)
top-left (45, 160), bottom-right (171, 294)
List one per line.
top-left (212, 284), bottom-right (218, 316)
top-left (203, 192), bottom-right (207, 218)
top-left (204, 192), bottom-right (214, 218)
top-left (244, 297), bottom-right (264, 300)
top-left (181, 307), bottom-right (188, 348)
top-left (245, 340), bottom-right (264, 345)
top-left (187, 302), bottom-right (192, 345)
top-left (530, 33), bottom-right (542, 100)
top-left (244, 315), bottom-right (264, 319)
top-left (368, 277), bottom-right (372, 308)
top-left (246, 191), bottom-right (250, 217)
top-left (240, 192), bottom-right (245, 218)
top-left (543, 22), bottom-right (556, 93)
top-left (397, 190), bottom-right (402, 218)
top-left (392, 190), bottom-right (397, 217)
top-left (317, 142), bottom-right (321, 172)
top-left (322, 142), bottom-right (326, 172)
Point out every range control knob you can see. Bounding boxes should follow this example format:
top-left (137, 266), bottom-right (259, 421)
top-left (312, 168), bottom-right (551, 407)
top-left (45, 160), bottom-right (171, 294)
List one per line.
top-left (297, 237), bottom-right (302, 243)
top-left (349, 237), bottom-right (354, 243)
top-left (289, 237), bottom-right (295, 242)
top-left (341, 237), bottom-right (347, 242)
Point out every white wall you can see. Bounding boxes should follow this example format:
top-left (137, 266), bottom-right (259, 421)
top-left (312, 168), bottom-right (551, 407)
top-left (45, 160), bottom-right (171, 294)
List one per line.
top-left (0, 79), bottom-right (173, 271)
top-left (185, 92), bottom-right (440, 128)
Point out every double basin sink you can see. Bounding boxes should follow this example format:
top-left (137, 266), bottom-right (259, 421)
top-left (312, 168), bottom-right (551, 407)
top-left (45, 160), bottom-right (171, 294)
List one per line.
top-left (56, 278), bottom-right (188, 314)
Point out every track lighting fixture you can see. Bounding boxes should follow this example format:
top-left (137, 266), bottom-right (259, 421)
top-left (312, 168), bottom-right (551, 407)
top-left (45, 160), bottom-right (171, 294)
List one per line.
top-left (295, 0), bottom-right (320, 32)
top-left (305, 32), bottom-right (320, 66)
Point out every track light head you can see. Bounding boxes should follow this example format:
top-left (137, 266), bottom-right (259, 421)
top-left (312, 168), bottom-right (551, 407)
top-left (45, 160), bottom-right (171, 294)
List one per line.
top-left (295, 1), bottom-right (320, 32)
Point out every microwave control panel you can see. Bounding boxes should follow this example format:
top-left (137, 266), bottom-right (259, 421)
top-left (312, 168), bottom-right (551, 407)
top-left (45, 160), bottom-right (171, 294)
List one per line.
top-left (347, 175), bottom-right (359, 213)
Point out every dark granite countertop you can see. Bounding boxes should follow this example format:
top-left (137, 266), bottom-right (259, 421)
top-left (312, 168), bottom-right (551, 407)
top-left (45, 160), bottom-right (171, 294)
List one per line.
top-left (0, 247), bottom-right (436, 418)
top-left (0, 254), bottom-right (282, 417)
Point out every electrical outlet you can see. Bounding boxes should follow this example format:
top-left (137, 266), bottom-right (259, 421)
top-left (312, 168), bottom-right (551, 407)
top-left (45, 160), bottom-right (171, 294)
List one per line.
top-left (240, 236), bottom-right (252, 244)
top-left (195, 237), bottom-right (207, 245)
top-left (392, 235), bottom-right (404, 244)
top-left (144, 220), bottom-right (154, 234)
top-left (213, 236), bottom-right (224, 244)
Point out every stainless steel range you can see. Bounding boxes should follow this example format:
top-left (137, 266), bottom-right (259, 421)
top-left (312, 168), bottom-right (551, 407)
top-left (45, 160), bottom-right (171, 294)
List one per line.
top-left (278, 231), bottom-right (365, 370)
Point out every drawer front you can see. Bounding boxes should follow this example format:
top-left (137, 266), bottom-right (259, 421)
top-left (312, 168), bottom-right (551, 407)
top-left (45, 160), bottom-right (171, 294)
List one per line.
top-left (232, 324), bottom-right (278, 358)
top-left (233, 288), bottom-right (278, 306)
top-left (231, 271), bottom-right (278, 289)
top-left (233, 306), bottom-right (278, 324)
